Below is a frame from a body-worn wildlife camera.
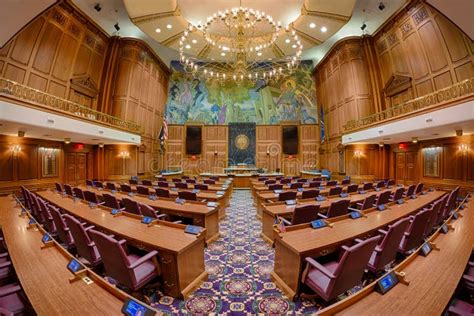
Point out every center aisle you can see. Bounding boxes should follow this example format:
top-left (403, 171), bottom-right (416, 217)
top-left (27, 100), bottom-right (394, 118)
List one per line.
top-left (151, 190), bottom-right (321, 314)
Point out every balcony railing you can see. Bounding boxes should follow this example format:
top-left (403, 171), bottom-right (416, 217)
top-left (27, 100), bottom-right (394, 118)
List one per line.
top-left (343, 78), bottom-right (474, 134)
top-left (0, 78), bottom-right (141, 134)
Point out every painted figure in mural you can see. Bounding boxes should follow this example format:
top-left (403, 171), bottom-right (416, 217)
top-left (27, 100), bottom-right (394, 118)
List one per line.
top-left (218, 103), bottom-right (227, 124)
top-left (276, 79), bottom-right (299, 121)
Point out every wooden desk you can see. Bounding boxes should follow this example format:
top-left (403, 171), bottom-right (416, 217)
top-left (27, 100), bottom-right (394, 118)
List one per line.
top-left (38, 190), bottom-right (208, 298)
top-left (318, 196), bottom-right (474, 315)
top-left (0, 196), bottom-right (158, 315)
top-left (271, 191), bottom-right (445, 299)
top-left (79, 186), bottom-right (221, 243)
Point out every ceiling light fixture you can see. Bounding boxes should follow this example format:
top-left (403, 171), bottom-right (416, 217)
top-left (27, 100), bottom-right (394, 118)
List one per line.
top-left (412, 137), bottom-right (418, 144)
top-left (192, 39), bottom-right (197, 44)
top-left (309, 22), bottom-right (316, 28)
top-left (64, 138), bottom-right (71, 144)
top-left (361, 23), bottom-right (367, 31)
top-left (166, 24), bottom-right (172, 29)
top-left (185, 44), bottom-right (191, 49)
top-left (155, 28), bottom-right (161, 33)
top-left (321, 26), bottom-right (327, 32)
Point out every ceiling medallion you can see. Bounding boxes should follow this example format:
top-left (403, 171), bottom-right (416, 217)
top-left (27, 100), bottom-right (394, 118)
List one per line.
top-left (179, 6), bottom-right (303, 83)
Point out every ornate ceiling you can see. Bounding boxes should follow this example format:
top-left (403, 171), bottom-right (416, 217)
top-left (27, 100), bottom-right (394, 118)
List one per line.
top-left (123, 0), bottom-right (357, 61)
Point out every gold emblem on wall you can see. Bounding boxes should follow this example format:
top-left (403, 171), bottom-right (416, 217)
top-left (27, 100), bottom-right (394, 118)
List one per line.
top-left (235, 134), bottom-right (250, 150)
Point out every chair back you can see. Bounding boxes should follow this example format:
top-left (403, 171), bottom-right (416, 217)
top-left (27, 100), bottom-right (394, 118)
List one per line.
top-left (326, 199), bottom-right (350, 218)
top-left (185, 179), bottom-right (196, 184)
top-left (86, 180), bottom-right (93, 186)
top-left (297, 178), bottom-right (307, 183)
top-left (139, 204), bottom-right (158, 219)
top-left (178, 191), bottom-right (197, 201)
top-left (84, 190), bottom-right (100, 204)
top-left (136, 186), bottom-right (150, 195)
top-left (142, 180), bottom-right (152, 186)
top-left (392, 187), bottom-right (405, 201)
top-left (278, 191), bottom-right (297, 202)
top-left (195, 184), bottom-right (208, 190)
top-left (49, 206), bottom-right (74, 247)
top-left (55, 183), bottom-right (63, 193)
top-left (172, 178), bottom-right (181, 183)
top-left (361, 194), bottom-right (377, 210)
top-left (405, 184), bottom-right (416, 196)
top-left (363, 182), bottom-right (374, 191)
top-left (64, 184), bottom-right (74, 196)
top-left (309, 181), bottom-right (321, 188)
top-left (156, 177), bottom-right (166, 182)
top-left (264, 180), bottom-right (276, 185)
top-left (302, 190), bottom-right (319, 199)
top-left (157, 181), bottom-right (169, 188)
top-left (122, 198), bottom-right (141, 215)
top-left (280, 178), bottom-right (291, 184)
top-left (346, 184), bottom-right (358, 194)
top-left (446, 186), bottom-right (460, 212)
top-left (258, 177), bottom-right (268, 182)
top-left (415, 182), bottom-right (424, 194)
top-left (328, 236), bottom-right (381, 300)
top-left (155, 188), bottom-right (170, 198)
top-left (120, 184), bottom-right (132, 193)
top-left (376, 190), bottom-right (391, 206)
top-left (341, 179), bottom-right (350, 185)
top-left (89, 230), bottom-right (134, 289)
top-left (376, 181), bottom-right (385, 188)
top-left (21, 186), bottom-right (31, 209)
top-left (290, 182), bottom-right (303, 189)
top-left (103, 193), bottom-right (121, 209)
top-left (175, 182), bottom-right (188, 189)
top-left (399, 209), bottom-right (431, 253)
top-left (387, 179), bottom-right (396, 186)
top-left (64, 214), bottom-right (101, 266)
top-left (369, 218), bottom-right (410, 272)
top-left (328, 186), bottom-right (343, 196)
top-left (204, 179), bottom-right (215, 185)
top-left (210, 176), bottom-right (220, 181)
top-left (312, 177), bottom-right (322, 182)
top-left (129, 179), bottom-right (138, 185)
top-left (326, 180), bottom-right (337, 187)
top-left (40, 199), bottom-right (56, 234)
top-left (424, 198), bottom-right (443, 238)
top-left (94, 181), bottom-right (104, 188)
top-left (291, 205), bottom-right (320, 225)
top-left (73, 187), bottom-right (85, 200)
top-left (268, 184), bottom-right (283, 191)
top-left (106, 182), bottom-right (117, 191)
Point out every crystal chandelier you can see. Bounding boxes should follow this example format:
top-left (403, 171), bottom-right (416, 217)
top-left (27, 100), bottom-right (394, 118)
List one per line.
top-left (179, 5), bottom-right (303, 82)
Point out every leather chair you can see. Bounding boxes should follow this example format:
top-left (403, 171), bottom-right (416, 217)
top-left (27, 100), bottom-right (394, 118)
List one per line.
top-left (210, 176), bottom-right (220, 181)
top-left (297, 178), bottom-right (307, 183)
top-left (185, 179), bottom-right (196, 184)
top-left (312, 177), bottom-right (322, 182)
top-left (157, 181), bottom-right (169, 188)
top-left (302, 190), bottom-right (319, 199)
top-left (264, 180), bottom-right (276, 185)
top-left (362, 182), bottom-right (374, 191)
top-left (404, 184), bottom-right (416, 197)
top-left (391, 187), bottom-right (405, 202)
top-left (346, 184), bottom-right (359, 194)
top-left (93, 181), bottom-right (104, 189)
top-left (120, 184), bottom-right (132, 193)
top-left (367, 217), bottom-right (410, 273)
top-left (136, 186), bottom-right (150, 196)
top-left (49, 206), bottom-right (74, 249)
top-left (422, 198), bottom-right (443, 238)
top-left (375, 181), bottom-right (385, 189)
top-left (122, 198), bottom-right (142, 215)
top-left (103, 193), bottom-right (123, 210)
top-left (35, 197), bottom-right (48, 225)
top-left (64, 184), bottom-right (74, 197)
top-left (178, 191), bottom-right (197, 201)
top-left (20, 186), bottom-right (31, 210)
top-left (269, 184), bottom-right (283, 191)
top-left (172, 178), bottom-right (182, 183)
top-left (55, 183), bottom-right (63, 193)
top-left (415, 182), bottom-right (424, 194)
top-left (435, 194), bottom-right (451, 226)
top-left (258, 177), bottom-right (268, 182)
top-left (40, 200), bottom-right (57, 236)
top-left (0, 283), bottom-right (29, 315)
top-left (72, 188), bottom-right (85, 200)
top-left (387, 179), bottom-right (396, 187)
top-left (175, 182), bottom-right (188, 189)
top-left (204, 179), bottom-right (215, 185)
top-left (155, 188), bottom-right (170, 198)
top-left (279, 205), bottom-right (320, 226)
top-left (326, 180), bottom-right (338, 187)
top-left (106, 182), bottom-right (117, 191)
top-left (84, 191), bottom-right (102, 205)
top-left (398, 209), bottom-right (431, 255)
top-left (341, 179), bottom-right (351, 185)
top-left (156, 177), bottom-right (166, 182)
top-left (302, 235), bottom-right (381, 301)
top-left (328, 186), bottom-right (343, 196)
top-left (351, 194), bottom-right (377, 211)
top-left (375, 191), bottom-right (391, 207)
top-left (195, 184), bottom-right (208, 190)
top-left (142, 180), bottom-right (153, 186)
top-left (278, 191), bottom-right (297, 202)
top-left (280, 178), bottom-right (291, 184)
top-left (290, 183), bottom-right (303, 189)
top-left (89, 230), bottom-right (159, 291)
top-left (129, 179), bottom-right (138, 185)
top-left (64, 215), bottom-right (101, 267)
top-left (309, 181), bottom-right (321, 188)
top-left (86, 180), bottom-right (93, 186)
top-left (139, 204), bottom-right (167, 221)
top-left (319, 199), bottom-right (350, 219)
top-left (448, 299), bottom-right (474, 315)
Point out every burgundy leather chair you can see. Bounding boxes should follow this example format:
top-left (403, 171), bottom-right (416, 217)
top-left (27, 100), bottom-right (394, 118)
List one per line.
top-left (346, 184), bottom-right (359, 194)
top-left (175, 182), bottom-right (188, 189)
top-left (422, 198), bottom-right (443, 238)
top-left (120, 184), bottom-right (132, 193)
top-left (129, 179), bottom-right (138, 185)
top-left (20, 186), bottom-right (31, 210)
top-left (204, 179), bottom-right (215, 185)
top-left (326, 180), bottom-right (338, 187)
top-left (106, 182), bottom-right (117, 191)
top-left (157, 181), bottom-right (169, 188)
top-left (155, 188), bottom-right (170, 198)
top-left (351, 194), bottom-right (377, 211)
top-left (376, 181), bottom-right (385, 189)
top-left (49, 206), bottom-right (74, 249)
top-left (341, 179), bottom-right (351, 185)
top-left (363, 182), bottom-right (374, 191)
top-left (312, 177), bottom-right (322, 182)
top-left (103, 193), bottom-right (123, 210)
top-left (269, 184), bottom-right (283, 191)
top-left (0, 283), bottom-right (28, 315)
top-left (387, 179), bottom-right (396, 187)
top-left (319, 199), bottom-right (350, 219)
top-left (404, 184), bottom-right (416, 197)
top-left (89, 229), bottom-right (159, 291)
top-left (142, 180), bottom-right (153, 186)
top-left (302, 235), bottom-right (381, 301)
top-left (264, 180), bottom-right (276, 185)
top-left (309, 181), bottom-right (321, 188)
top-left (139, 204), bottom-right (167, 221)
top-left (122, 198), bottom-right (142, 215)
top-left (367, 217), bottom-right (410, 273)
top-left (276, 176), bottom-right (284, 181)
top-left (136, 186), bottom-right (150, 196)
top-left (398, 209), bottom-right (431, 255)
top-left (280, 205), bottom-right (320, 226)
top-left (84, 191), bottom-right (102, 205)
top-left (73, 188), bottom-right (85, 200)
top-left (290, 182), bottom-right (303, 189)
top-left (172, 178), bottom-right (182, 183)
top-left (292, 176), bottom-right (300, 180)
top-left (178, 191), bottom-right (197, 201)
top-left (278, 191), bottom-right (297, 202)
top-left (181, 176), bottom-right (190, 180)
top-left (210, 176), bottom-right (220, 181)
top-left (64, 214), bottom-right (101, 267)
top-left (28, 194), bottom-right (41, 219)
top-left (156, 177), bottom-right (166, 182)
top-left (64, 184), bottom-right (74, 197)
top-left (448, 299), bottom-right (474, 315)
top-left (280, 178), bottom-right (291, 184)
top-left (258, 177), bottom-right (268, 182)
top-left (302, 190), bottom-right (319, 199)
top-left (415, 182), bottom-right (424, 194)
top-left (297, 178), bottom-right (307, 183)
top-left (391, 187), bottom-right (405, 201)
top-left (375, 191), bottom-right (391, 207)
top-left (445, 187), bottom-right (460, 213)
top-left (40, 200), bottom-right (57, 236)
top-left (328, 186), bottom-right (343, 196)
top-left (55, 182), bottom-right (63, 193)
top-left (86, 180), bottom-right (93, 186)
top-left (185, 179), bottom-right (196, 184)
top-left (35, 198), bottom-right (48, 225)
top-left (94, 181), bottom-right (104, 189)
top-left (195, 184), bottom-right (208, 190)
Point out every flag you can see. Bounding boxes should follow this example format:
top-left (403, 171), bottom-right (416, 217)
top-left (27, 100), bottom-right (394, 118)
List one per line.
top-left (158, 118), bottom-right (168, 141)
top-left (319, 105), bottom-right (326, 144)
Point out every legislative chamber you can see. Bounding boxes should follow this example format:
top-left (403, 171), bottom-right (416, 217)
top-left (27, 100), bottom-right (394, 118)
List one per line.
top-left (0, 0), bottom-right (473, 314)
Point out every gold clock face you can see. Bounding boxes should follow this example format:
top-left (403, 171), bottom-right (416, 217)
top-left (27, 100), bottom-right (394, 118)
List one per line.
top-left (235, 134), bottom-right (250, 150)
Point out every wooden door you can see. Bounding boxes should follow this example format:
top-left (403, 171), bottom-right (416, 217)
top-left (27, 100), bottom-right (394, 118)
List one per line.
top-left (395, 152), bottom-right (417, 184)
top-left (65, 153), bottom-right (89, 184)
top-left (76, 153), bottom-right (87, 182)
top-left (65, 153), bottom-right (76, 183)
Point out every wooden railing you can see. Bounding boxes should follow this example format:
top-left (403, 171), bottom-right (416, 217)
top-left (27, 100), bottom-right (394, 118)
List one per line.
top-left (0, 78), bottom-right (141, 134)
top-left (343, 78), bottom-right (474, 134)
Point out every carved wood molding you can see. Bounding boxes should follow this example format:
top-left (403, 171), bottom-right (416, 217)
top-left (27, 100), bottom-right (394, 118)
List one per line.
top-left (383, 74), bottom-right (412, 97)
top-left (70, 76), bottom-right (99, 98)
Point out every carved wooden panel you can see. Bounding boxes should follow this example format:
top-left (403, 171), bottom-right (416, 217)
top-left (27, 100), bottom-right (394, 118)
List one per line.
top-left (443, 144), bottom-right (463, 180)
top-left (17, 144), bottom-right (38, 180)
top-left (0, 144), bottom-right (14, 181)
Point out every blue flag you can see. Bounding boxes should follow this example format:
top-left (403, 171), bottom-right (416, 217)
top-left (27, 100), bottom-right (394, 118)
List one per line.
top-left (320, 105), bottom-right (326, 143)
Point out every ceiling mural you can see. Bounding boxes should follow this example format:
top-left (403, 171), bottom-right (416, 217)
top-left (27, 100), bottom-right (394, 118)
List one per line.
top-left (165, 60), bottom-right (318, 125)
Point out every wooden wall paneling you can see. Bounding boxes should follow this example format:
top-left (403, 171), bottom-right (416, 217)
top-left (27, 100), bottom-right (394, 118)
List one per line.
top-left (256, 125), bottom-right (281, 172)
top-left (202, 126), bottom-right (227, 174)
top-left (443, 143), bottom-right (463, 180)
top-left (0, 144), bottom-right (14, 181)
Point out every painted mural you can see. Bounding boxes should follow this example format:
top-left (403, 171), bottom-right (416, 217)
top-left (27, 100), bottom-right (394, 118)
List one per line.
top-left (165, 60), bottom-right (318, 125)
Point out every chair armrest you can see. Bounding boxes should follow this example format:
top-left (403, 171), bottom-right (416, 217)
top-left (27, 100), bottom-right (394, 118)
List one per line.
top-left (469, 261), bottom-right (474, 267)
top-left (354, 238), bottom-right (364, 244)
top-left (356, 202), bottom-right (363, 207)
top-left (463, 274), bottom-right (474, 283)
top-left (278, 217), bottom-right (292, 226)
top-left (318, 213), bottom-right (328, 219)
top-left (200, 199), bottom-right (207, 203)
top-left (0, 261), bottom-right (12, 269)
top-left (448, 306), bottom-right (468, 315)
top-left (156, 214), bottom-right (167, 219)
top-left (347, 207), bottom-right (359, 212)
top-left (304, 257), bottom-right (335, 279)
top-left (128, 250), bottom-right (159, 269)
top-left (0, 253), bottom-right (8, 259)
top-left (0, 284), bottom-right (20, 298)
top-left (97, 202), bottom-right (105, 206)
top-left (173, 220), bottom-right (183, 224)
top-left (0, 307), bottom-right (14, 316)
top-left (85, 225), bottom-right (95, 231)
top-left (377, 229), bottom-right (388, 235)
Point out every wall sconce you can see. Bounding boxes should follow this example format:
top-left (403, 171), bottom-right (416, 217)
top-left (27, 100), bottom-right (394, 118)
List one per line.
top-left (11, 144), bottom-right (21, 154)
top-left (412, 137), bottom-right (418, 144)
top-left (266, 149), bottom-right (270, 156)
top-left (119, 151), bottom-right (130, 159)
top-left (190, 155), bottom-right (197, 161)
top-left (459, 144), bottom-right (469, 154)
top-left (354, 150), bottom-right (363, 158)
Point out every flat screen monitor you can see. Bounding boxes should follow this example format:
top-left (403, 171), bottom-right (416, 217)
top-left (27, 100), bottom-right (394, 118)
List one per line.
top-left (282, 126), bottom-right (298, 155)
top-left (186, 126), bottom-right (202, 155)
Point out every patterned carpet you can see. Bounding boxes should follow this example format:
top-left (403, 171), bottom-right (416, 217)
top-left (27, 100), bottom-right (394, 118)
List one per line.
top-left (151, 189), bottom-right (322, 314)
